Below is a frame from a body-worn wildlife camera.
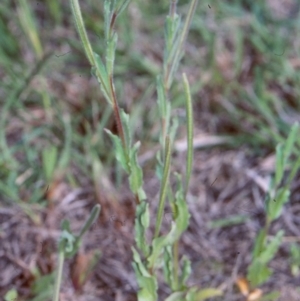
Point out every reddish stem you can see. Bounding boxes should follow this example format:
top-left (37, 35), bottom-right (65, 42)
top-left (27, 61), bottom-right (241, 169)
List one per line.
top-left (109, 76), bottom-right (126, 150)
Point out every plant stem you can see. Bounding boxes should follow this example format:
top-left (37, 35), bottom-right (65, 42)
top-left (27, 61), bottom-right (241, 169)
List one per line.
top-left (173, 237), bottom-right (179, 289)
top-left (109, 12), bottom-right (117, 37)
top-left (52, 250), bottom-right (65, 301)
top-left (154, 136), bottom-right (172, 239)
top-left (135, 193), bottom-right (141, 205)
top-left (169, 0), bottom-right (178, 17)
top-left (109, 76), bottom-right (127, 151)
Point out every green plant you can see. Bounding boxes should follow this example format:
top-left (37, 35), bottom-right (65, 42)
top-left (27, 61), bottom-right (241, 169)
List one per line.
top-left (246, 122), bottom-right (300, 294)
top-left (52, 204), bottom-right (100, 301)
top-left (69, 0), bottom-right (223, 300)
top-left (4, 289), bottom-right (18, 301)
top-left (290, 243), bottom-right (300, 277)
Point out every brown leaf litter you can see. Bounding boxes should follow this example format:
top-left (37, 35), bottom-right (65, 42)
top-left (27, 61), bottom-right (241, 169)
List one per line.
top-left (1, 147), bottom-right (300, 300)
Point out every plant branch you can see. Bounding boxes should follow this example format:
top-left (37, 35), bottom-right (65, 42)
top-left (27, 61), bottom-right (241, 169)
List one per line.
top-left (52, 249), bottom-right (65, 301)
top-left (154, 136), bottom-right (172, 239)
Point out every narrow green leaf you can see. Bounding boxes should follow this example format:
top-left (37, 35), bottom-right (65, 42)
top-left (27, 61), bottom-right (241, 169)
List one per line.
top-left (129, 141), bottom-right (146, 199)
top-left (182, 73), bottom-right (193, 195)
top-left (169, 116), bottom-right (179, 146)
top-left (147, 222), bottom-right (178, 268)
top-left (148, 182), bottom-right (190, 268)
top-left (207, 215), bottom-right (249, 229)
top-left (77, 204), bottom-right (101, 241)
top-left (18, 0), bottom-right (43, 58)
top-left (70, 0), bottom-right (95, 66)
top-left (173, 173), bottom-right (190, 233)
top-left (106, 33), bottom-right (118, 76)
top-left (104, 0), bottom-right (111, 41)
top-left (135, 201), bottom-right (150, 256)
top-left (137, 282), bottom-right (157, 301)
top-left (116, 0), bottom-right (132, 17)
top-left (268, 188), bottom-right (290, 222)
top-left (247, 260), bottom-right (272, 287)
top-left (252, 228), bottom-right (267, 259)
top-left (179, 256), bottom-right (192, 289)
top-left (120, 109), bottom-right (131, 150)
top-left (164, 12), bottom-right (181, 60)
top-left (132, 247), bottom-right (152, 276)
top-left (132, 248), bottom-right (158, 301)
top-left (283, 122), bottom-right (299, 163)
top-left (259, 230), bottom-right (284, 264)
top-left (285, 152), bottom-right (300, 188)
top-left (164, 32), bottom-right (181, 79)
top-left (163, 245), bottom-right (175, 289)
top-left (42, 146), bottom-right (58, 181)
top-left (93, 52), bottom-right (111, 102)
top-left (104, 129), bottom-right (129, 173)
top-left (31, 273), bottom-right (55, 296)
top-left (248, 231), bottom-right (284, 287)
